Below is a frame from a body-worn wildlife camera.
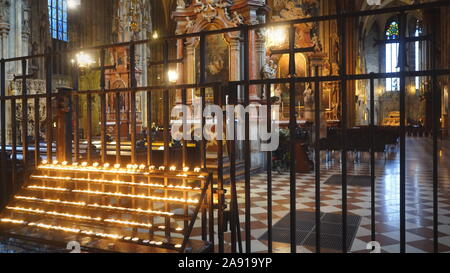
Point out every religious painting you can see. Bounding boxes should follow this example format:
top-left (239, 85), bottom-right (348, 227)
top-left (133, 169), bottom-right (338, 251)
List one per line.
top-left (196, 29), bottom-right (229, 83)
top-left (277, 53), bottom-right (307, 119)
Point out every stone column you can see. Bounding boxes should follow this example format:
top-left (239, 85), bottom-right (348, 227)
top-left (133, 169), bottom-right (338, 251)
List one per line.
top-left (0, 0), bottom-right (11, 59)
top-left (21, 0), bottom-right (31, 57)
top-left (185, 39), bottom-right (197, 103)
top-left (254, 30), bottom-right (266, 98)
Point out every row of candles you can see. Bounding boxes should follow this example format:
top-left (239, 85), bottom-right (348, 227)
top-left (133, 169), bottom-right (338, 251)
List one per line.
top-left (0, 218), bottom-right (182, 249)
top-left (39, 160), bottom-right (206, 177)
top-left (30, 175), bottom-right (202, 191)
top-left (15, 195), bottom-right (176, 216)
top-left (27, 185), bottom-right (200, 204)
top-left (6, 206), bottom-right (183, 232)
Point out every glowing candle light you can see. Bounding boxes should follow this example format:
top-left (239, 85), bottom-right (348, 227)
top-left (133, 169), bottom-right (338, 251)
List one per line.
top-left (114, 164), bottom-right (121, 169)
top-left (81, 162), bottom-right (88, 167)
top-left (170, 166), bottom-right (176, 171)
top-left (194, 167), bottom-right (201, 173)
top-left (93, 162), bottom-right (99, 167)
top-left (41, 160), bottom-right (48, 165)
top-left (159, 166), bottom-right (165, 171)
top-left (104, 163), bottom-right (110, 168)
top-left (52, 160), bottom-right (59, 165)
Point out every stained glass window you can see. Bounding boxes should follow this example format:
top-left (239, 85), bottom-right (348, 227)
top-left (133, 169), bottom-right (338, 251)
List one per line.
top-left (415, 21), bottom-right (423, 90)
top-left (48, 0), bottom-right (68, 42)
top-left (385, 21), bottom-right (399, 91)
top-left (385, 21), bottom-right (399, 40)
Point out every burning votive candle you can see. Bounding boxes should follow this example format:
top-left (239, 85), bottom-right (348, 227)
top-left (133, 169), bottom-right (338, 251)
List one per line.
top-left (139, 164), bottom-right (146, 170)
top-left (62, 161), bottom-right (68, 166)
top-left (104, 163), bottom-right (110, 168)
top-left (41, 160), bottom-right (48, 165)
top-left (194, 167), bottom-right (201, 173)
top-left (52, 160), bottom-right (59, 165)
top-left (93, 162), bottom-right (99, 167)
top-left (159, 166), bottom-right (165, 171)
top-left (149, 166), bottom-right (156, 170)
top-left (114, 164), bottom-right (121, 169)
top-left (81, 162), bottom-right (88, 167)
top-left (170, 166), bottom-right (176, 171)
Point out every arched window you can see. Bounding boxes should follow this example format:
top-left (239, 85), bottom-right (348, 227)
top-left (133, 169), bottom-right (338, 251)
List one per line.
top-left (385, 20), bottom-right (399, 91)
top-left (48, 0), bottom-right (68, 42)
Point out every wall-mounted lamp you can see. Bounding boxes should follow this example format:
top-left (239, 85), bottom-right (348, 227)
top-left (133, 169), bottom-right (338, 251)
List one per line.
top-left (72, 52), bottom-right (95, 69)
top-left (168, 70), bottom-right (179, 83)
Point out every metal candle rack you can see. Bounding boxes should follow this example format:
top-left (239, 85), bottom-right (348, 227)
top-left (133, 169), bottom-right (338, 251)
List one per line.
top-left (0, 162), bottom-right (214, 253)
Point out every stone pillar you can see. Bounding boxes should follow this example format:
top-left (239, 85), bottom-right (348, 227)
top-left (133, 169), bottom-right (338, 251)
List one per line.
top-left (21, 0), bottom-right (31, 57)
top-left (185, 39), bottom-right (197, 103)
top-left (0, 0), bottom-right (11, 59)
top-left (254, 30), bottom-right (266, 98)
top-left (229, 37), bottom-right (241, 88)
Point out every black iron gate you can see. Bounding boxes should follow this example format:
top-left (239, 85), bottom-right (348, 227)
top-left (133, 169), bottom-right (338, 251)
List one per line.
top-left (0, 1), bottom-right (450, 253)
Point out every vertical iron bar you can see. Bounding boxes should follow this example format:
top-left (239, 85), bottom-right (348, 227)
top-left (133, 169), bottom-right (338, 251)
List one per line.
top-left (338, 3), bottom-right (348, 253)
top-left (86, 92), bottom-right (92, 163)
top-left (11, 100), bottom-right (17, 192)
top-left (182, 88), bottom-right (188, 232)
top-left (100, 48), bottom-right (107, 163)
top-left (130, 43), bottom-right (137, 164)
top-left (0, 59), bottom-right (5, 205)
top-left (21, 59), bottom-right (28, 167)
top-left (288, 23), bottom-right (297, 253)
top-left (162, 40), bottom-right (171, 239)
top-left (243, 24), bottom-right (252, 254)
top-left (370, 76), bottom-right (376, 243)
top-left (199, 33), bottom-right (208, 242)
top-left (399, 12), bottom-right (407, 253)
top-left (314, 66), bottom-right (321, 253)
top-left (199, 33), bottom-right (206, 170)
top-left (146, 90), bottom-right (152, 165)
top-left (208, 174), bottom-right (215, 250)
top-left (266, 82), bottom-right (273, 253)
top-left (216, 85), bottom-right (225, 253)
top-left (115, 91), bottom-right (121, 164)
top-left (46, 52), bottom-right (53, 162)
top-left (34, 96), bottom-right (40, 166)
top-left (432, 75), bottom-right (439, 253)
top-left (229, 82), bottom-right (238, 253)
top-left (73, 64), bottom-right (80, 162)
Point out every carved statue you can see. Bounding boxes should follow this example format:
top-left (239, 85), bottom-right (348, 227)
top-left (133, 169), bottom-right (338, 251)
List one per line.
top-left (261, 58), bottom-right (278, 79)
top-left (312, 33), bottom-right (322, 52)
top-left (303, 83), bottom-right (314, 110)
top-left (40, 12), bottom-right (49, 45)
top-left (186, 16), bottom-right (194, 31)
top-left (231, 11), bottom-right (244, 25)
top-left (0, 0), bottom-right (10, 23)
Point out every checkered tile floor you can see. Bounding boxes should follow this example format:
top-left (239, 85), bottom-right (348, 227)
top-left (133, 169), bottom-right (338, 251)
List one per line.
top-left (190, 137), bottom-right (450, 253)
